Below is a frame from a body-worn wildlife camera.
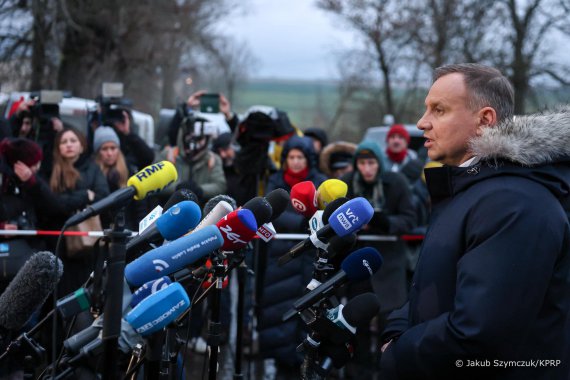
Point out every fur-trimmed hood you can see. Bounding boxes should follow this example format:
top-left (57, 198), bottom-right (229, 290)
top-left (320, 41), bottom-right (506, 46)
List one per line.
top-left (319, 141), bottom-right (357, 177)
top-left (470, 106), bottom-right (570, 166)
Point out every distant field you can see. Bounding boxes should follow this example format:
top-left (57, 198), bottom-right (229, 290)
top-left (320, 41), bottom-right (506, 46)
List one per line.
top-left (232, 79), bottom-right (340, 129)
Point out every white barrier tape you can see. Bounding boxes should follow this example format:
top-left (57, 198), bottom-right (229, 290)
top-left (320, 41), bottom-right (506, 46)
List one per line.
top-left (0, 230), bottom-right (420, 242)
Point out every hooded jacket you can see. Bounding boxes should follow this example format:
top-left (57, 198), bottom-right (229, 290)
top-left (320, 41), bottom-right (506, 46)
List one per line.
top-left (380, 107), bottom-right (570, 380)
top-left (319, 141), bottom-right (356, 178)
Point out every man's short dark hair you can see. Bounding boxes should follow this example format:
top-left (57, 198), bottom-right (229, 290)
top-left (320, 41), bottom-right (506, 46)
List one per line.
top-left (434, 63), bottom-right (515, 123)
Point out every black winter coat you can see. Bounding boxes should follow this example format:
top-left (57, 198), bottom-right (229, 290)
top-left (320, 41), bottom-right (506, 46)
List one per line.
top-left (380, 160), bottom-right (570, 380)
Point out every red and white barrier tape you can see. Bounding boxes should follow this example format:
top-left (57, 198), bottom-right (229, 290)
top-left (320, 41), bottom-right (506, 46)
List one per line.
top-left (0, 230), bottom-right (424, 242)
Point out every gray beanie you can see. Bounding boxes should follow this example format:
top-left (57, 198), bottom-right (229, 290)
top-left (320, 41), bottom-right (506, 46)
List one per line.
top-left (93, 126), bottom-right (120, 152)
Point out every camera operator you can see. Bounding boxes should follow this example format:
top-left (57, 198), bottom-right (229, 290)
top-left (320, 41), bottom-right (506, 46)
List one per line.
top-left (101, 109), bottom-right (154, 172)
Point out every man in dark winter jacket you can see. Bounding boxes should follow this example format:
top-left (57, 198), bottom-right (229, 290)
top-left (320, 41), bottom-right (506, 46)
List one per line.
top-left (380, 63), bottom-right (570, 380)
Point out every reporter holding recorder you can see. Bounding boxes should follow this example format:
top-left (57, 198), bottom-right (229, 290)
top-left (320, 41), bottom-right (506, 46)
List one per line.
top-left (380, 64), bottom-right (570, 380)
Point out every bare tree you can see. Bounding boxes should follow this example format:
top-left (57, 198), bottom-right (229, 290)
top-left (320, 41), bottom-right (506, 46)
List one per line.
top-left (317, 0), bottom-right (418, 117)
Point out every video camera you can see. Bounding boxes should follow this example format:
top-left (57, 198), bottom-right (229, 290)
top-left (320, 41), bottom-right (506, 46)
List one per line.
top-left (93, 82), bottom-right (133, 126)
top-left (28, 90), bottom-right (62, 124)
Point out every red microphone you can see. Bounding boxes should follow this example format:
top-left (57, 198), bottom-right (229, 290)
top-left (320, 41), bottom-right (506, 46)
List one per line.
top-left (215, 209), bottom-right (258, 251)
top-left (290, 181), bottom-right (319, 218)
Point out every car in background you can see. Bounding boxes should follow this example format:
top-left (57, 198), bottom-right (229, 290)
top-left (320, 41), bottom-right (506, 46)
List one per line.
top-left (362, 124), bottom-right (428, 162)
top-left (1, 92), bottom-right (155, 148)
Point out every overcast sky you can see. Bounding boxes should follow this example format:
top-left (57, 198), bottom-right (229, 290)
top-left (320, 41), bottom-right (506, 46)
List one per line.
top-left (225, 0), bottom-right (357, 80)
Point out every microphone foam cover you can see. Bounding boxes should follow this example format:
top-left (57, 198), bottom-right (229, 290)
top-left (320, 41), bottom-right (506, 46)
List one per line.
top-left (130, 276), bottom-right (172, 308)
top-left (163, 188), bottom-right (199, 211)
top-left (328, 197), bottom-right (374, 236)
top-left (156, 200), bottom-right (202, 240)
top-left (125, 225), bottom-right (223, 286)
top-left (322, 197), bottom-right (349, 225)
top-left (0, 251), bottom-right (63, 331)
top-left (127, 161), bottom-right (178, 200)
top-left (327, 233), bottom-right (357, 259)
top-left (243, 197), bottom-right (273, 225)
top-left (265, 188), bottom-right (290, 221)
top-left (203, 194), bottom-right (237, 215)
top-left (126, 282), bottom-right (190, 336)
top-left (216, 209), bottom-right (258, 251)
top-left (341, 247), bottom-right (383, 283)
top-left (342, 292), bottom-right (381, 327)
top-left (290, 181), bottom-right (318, 217)
top-left (317, 179), bottom-right (348, 209)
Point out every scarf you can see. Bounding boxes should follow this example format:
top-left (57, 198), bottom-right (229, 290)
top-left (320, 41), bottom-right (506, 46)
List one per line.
top-left (283, 167), bottom-right (309, 188)
top-left (386, 148), bottom-right (407, 164)
top-left (351, 171), bottom-right (385, 210)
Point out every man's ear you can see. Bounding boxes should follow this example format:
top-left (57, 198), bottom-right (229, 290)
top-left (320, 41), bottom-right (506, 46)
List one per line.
top-left (476, 107), bottom-right (497, 135)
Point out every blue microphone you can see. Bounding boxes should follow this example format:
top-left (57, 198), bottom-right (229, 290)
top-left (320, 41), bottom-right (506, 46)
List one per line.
top-left (280, 197), bottom-right (374, 265)
top-left (126, 200), bottom-right (202, 261)
top-left (283, 247), bottom-right (383, 320)
top-left (126, 282), bottom-right (190, 336)
top-left (66, 282), bottom-right (190, 363)
top-left (124, 225), bottom-right (223, 287)
top-left (130, 276), bottom-right (172, 308)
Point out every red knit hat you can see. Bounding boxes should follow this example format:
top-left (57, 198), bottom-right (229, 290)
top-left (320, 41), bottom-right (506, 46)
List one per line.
top-left (0, 138), bottom-right (43, 167)
top-left (386, 124), bottom-right (410, 144)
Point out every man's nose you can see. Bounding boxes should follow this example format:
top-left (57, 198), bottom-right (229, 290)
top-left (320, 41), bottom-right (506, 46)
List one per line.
top-left (417, 113), bottom-right (430, 131)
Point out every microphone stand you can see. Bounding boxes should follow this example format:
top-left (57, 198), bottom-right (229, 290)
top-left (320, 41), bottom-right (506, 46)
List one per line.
top-left (101, 208), bottom-right (130, 380)
top-left (207, 250), bottom-right (226, 380)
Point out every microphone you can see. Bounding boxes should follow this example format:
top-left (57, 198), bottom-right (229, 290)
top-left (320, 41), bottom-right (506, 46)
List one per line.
top-left (126, 200), bottom-right (202, 261)
top-left (242, 197), bottom-right (273, 226)
top-left (279, 197), bottom-right (374, 265)
top-left (290, 181), bottom-right (318, 217)
top-left (326, 292), bottom-right (381, 339)
top-left (216, 209), bottom-right (258, 251)
top-left (309, 198), bottom-right (348, 235)
top-left (125, 282), bottom-right (190, 336)
top-left (65, 161), bottom-right (178, 227)
top-left (130, 276), bottom-right (172, 308)
top-left (265, 188), bottom-right (290, 221)
top-left (204, 194), bottom-right (237, 215)
top-left (0, 251), bottom-right (63, 343)
top-left (326, 234), bottom-right (357, 260)
top-left (66, 282), bottom-right (190, 361)
top-left (163, 188), bottom-right (199, 211)
top-left (124, 225), bottom-right (223, 287)
top-left (283, 247), bottom-right (383, 320)
top-left (255, 189), bottom-right (290, 242)
top-left (192, 201), bottom-right (234, 233)
top-left (318, 293), bottom-right (381, 371)
top-left (317, 179), bottom-right (348, 209)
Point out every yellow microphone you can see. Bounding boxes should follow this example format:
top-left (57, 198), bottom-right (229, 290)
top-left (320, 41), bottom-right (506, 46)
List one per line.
top-left (317, 179), bottom-right (348, 209)
top-left (65, 161), bottom-right (178, 227)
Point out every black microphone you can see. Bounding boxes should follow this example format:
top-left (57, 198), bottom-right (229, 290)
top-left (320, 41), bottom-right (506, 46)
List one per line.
top-left (322, 197), bottom-right (348, 222)
top-left (163, 188), bottom-right (199, 211)
top-left (243, 197), bottom-right (273, 226)
top-left (204, 194), bottom-right (237, 215)
top-left (283, 247), bottom-right (383, 320)
top-left (265, 188), bottom-right (290, 221)
top-left (0, 252), bottom-right (63, 345)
